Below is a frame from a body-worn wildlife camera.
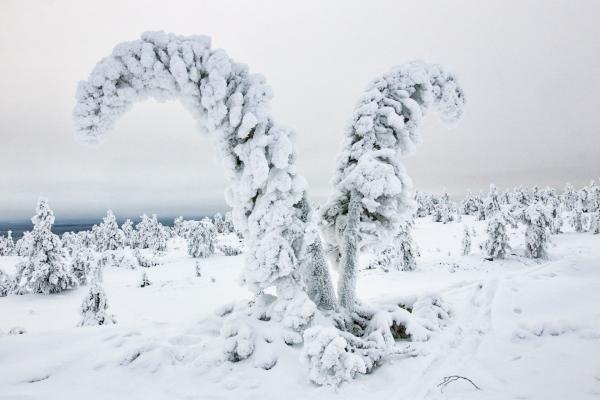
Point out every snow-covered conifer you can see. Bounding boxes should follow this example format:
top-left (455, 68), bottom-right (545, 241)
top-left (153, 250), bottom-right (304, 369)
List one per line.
top-left (120, 219), bottom-right (136, 247)
top-left (139, 271), bottom-right (151, 288)
top-left (136, 214), bottom-right (168, 252)
top-left (483, 184), bottom-right (501, 219)
top-left (0, 230), bottom-right (15, 256)
top-left (78, 272), bottom-right (115, 326)
top-left (188, 219), bottom-right (217, 258)
top-left (133, 249), bottom-right (159, 268)
top-left (321, 62), bottom-right (465, 309)
top-left (461, 225), bottom-right (472, 256)
top-left (481, 212), bottom-right (510, 260)
top-left (72, 247), bottom-right (96, 285)
top-left (522, 203), bottom-right (552, 259)
top-left (590, 210), bottom-right (600, 234)
top-left (547, 195), bottom-right (563, 234)
top-left (14, 198), bottom-right (77, 294)
top-left (571, 202), bottom-right (584, 232)
top-left (95, 210), bottom-right (125, 252)
top-left (562, 183), bottom-right (577, 211)
top-left (15, 231), bottom-right (33, 257)
top-left (0, 270), bottom-right (13, 297)
top-left (195, 261), bottom-right (202, 277)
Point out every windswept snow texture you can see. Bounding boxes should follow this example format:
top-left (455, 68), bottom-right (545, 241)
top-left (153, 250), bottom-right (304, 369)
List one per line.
top-left (1, 217), bottom-right (599, 399)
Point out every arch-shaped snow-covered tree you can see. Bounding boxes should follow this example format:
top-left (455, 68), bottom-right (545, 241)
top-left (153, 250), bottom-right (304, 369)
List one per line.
top-left (321, 61), bottom-right (465, 309)
top-left (74, 32), bottom-right (325, 304)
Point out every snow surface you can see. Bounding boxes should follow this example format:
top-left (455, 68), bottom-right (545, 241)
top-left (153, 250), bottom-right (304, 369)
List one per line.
top-left (1, 217), bottom-right (600, 399)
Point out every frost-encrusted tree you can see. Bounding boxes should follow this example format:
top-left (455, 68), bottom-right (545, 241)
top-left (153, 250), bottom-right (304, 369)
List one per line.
top-left (321, 61), bottom-right (465, 310)
top-left (590, 210), bottom-right (600, 234)
top-left (73, 32), bottom-right (328, 337)
top-left (0, 230), bottom-right (15, 256)
top-left (121, 218), bottom-right (136, 247)
top-left (72, 247), bottom-right (96, 285)
top-left (547, 195), bottom-right (563, 234)
top-left (483, 184), bottom-right (501, 219)
top-left (461, 225), bottom-right (472, 255)
top-left (432, 192), bottom-right (454, 223)
top-left (14, 198), bottom-right (77, 294)
top-left (95, 210), bottom-right (125, 251)
top-left (188, 219), bottom-right (217, 258)
top-left (571, 201), bottom-right (584, 232)
top-left (15, 231), bottom-right (33, 257)
top-left (136, 214), bottom-right (168, 252)
top-left (139, 271), bottom-right (151, 288)
top-left (481, 212), bottom-right (510, 260)
top-left (78, 271), bottom-right (116, 326)
top-left (522, 203), bottom-right (551, 259)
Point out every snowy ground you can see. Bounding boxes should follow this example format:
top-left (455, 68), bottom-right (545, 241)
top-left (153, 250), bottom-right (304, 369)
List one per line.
top-left (1, 216), bottom-right (600, 400)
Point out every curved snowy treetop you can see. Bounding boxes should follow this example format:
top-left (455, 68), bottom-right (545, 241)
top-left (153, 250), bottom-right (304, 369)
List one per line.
top-left (322, 61), bottom-right (465, 249)
top-left (73, 31), bottom-right (307, 293)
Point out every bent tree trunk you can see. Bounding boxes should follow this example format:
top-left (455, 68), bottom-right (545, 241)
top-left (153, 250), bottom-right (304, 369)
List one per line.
top-left (338, 190), bottom-right (362, 310)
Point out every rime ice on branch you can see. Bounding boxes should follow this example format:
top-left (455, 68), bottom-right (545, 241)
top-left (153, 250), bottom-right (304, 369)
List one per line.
top-left (321, 61), bottom-right (465, 309)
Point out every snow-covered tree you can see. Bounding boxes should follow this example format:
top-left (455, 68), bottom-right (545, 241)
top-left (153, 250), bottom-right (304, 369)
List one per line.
top-left (432, 192), bottom-right (454, 223)
top-left (136, 214), bottom-right (168, 252)
top-left (481, 212), bottom-right (510, 260)
top-left (321, 61), bottom-right (465, 309)
top-left (590, 210), bottom-right (600, 234)
top-left (139, 271), bottom-right (151, 288)
top-left (0, 230), bottom-right (15, 256)
top-left (78, 272), bottom-right (116, 326)
top-left (522, 203), bottom-right (552, 259)
top-left (15, 231), bottom-right (33, 257)
top-left (547, 195), bottom-right (563, 234)
top-left (562, 183), bottom-right (577, 211)
top-left (72, 247), bottom-right (96, 285)
top-left (13, 198), bottom-right (77, 294)
top-left (0, 269), bottom-right (13, 297)
top-left (121, 218), bottom-right (136, 247)
top-left (460, 190), bottom-right (479, 215)
top-left (571, 201), bottom-right (584, 232)
top-left (188, 219), bottom-right (217, 258)
top-left (133, 249), bottom-right (159, 268)
top-left (73, 32), bottom-right (317, 312)
top-left (482, 184), bottom-right (501, 219)
top-left (94, 210), bottom-right (125, 251)
top-left (195, 261), bottom-right (202, 277)
top-left (461, 225), bottom-right (472, 256)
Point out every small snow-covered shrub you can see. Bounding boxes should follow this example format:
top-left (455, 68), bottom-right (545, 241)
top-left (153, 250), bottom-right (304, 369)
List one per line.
top-left (221, 322), bottom-right (255, 362)
top-left (481, 212), bottom-right (510, 260)
top-left (216, 242), bottom-right (242, 256)
top-left (462, 225), bottom-right (472, 255)
top-left (78, 280), bottom-right (116, 326)
top-left (139, 271), bottom-right (151, 288)
top-left (523, 203), bottom-right (552, 259)
top-left (0, 270), bottom-right (13, 297)
top-left (188, 220), bottom-right (217, 258)
top-left (72, 247), bottom-right (96, 285)
top-left (133, 249), bottom-right (159, 268)
top-left (302, 326), bottom-right (385, 386)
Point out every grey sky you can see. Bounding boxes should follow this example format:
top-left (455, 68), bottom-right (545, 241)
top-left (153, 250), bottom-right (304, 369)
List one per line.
top-left (1, 0), bottom-right (599, 220)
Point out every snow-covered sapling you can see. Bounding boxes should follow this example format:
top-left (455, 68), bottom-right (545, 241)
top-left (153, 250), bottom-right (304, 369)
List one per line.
top-left (571, 202), bottom-right (584, 232)
top-left (188, 219), bottom-right (217, 258)
top-left (195, 261), bottom-right (202, 278)
top-left (14, 198), bottom-right (77, 294)
top-left (522, 203), bottom-right (552, 259)
top-left (139, 271), bottom-right (151, 288)
top-left (461, 225), bottom-right (472, 255)
top-left (78, 272), bottom-right (116, 326)
top-left (481, 212), bottom-right (510, 260)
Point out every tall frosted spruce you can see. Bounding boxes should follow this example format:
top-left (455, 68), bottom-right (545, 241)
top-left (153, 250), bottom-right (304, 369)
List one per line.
top-left (322, 62), bottom-right (465, 310)
top-left (14, 198), bottom-right (77, 294)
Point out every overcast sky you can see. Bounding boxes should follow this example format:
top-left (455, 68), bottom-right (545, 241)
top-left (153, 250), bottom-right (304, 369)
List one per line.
top-left (1, 0), bottom-right (599, 220)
